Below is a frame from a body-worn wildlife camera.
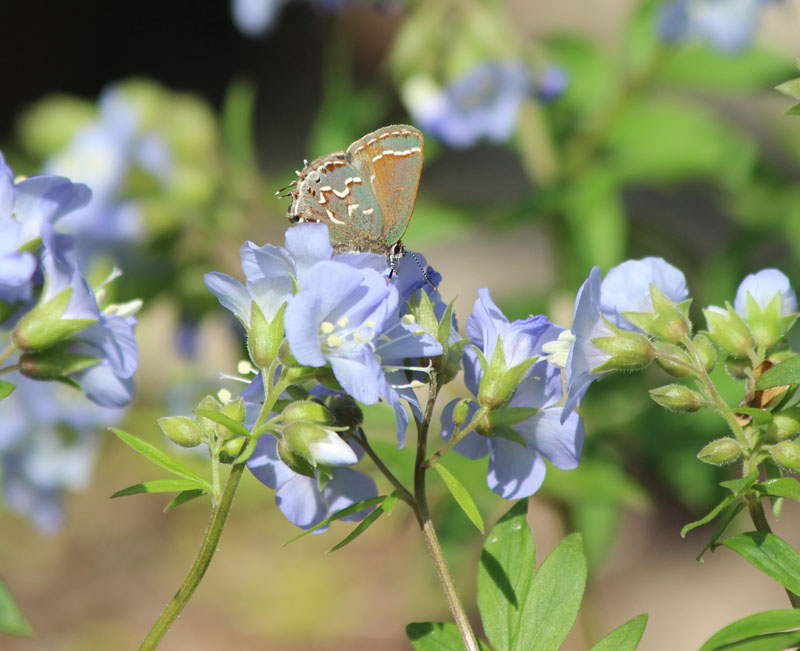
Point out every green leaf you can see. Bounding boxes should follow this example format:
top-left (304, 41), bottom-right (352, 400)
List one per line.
top-left (681, 494), bottom-right (737, 537)
top-left (756, 356), bottom-right (800, 389)
top-left (721, 532), bottom-right (800, 595)
top-left (754, 478), bottom-right (800, 502)
top-left (406, 622), bottom-right (491, 651)
top-left (523, 533), bottom-right (587, 651)
top-left (193, 408), bottom-right (251, 439)
top-left (0, 380), bottom-right (15, 401)
top-left (111, 478), bottom-right (208, 498)
top-left (164, 489), bottom-right (207, 512)
top-left (477, 500), bottom-right (536, 651)
top-left (328, 507), bottom-right (384, 553)
top-left (733, 407), bottom-right (773, 425)
top-left (283, 495), bottom-right (387, 545)
top-left (699, 609), bottom-right (800, 651)
top-left (108, 428), bottom-right (211, 489)
top-left (662, 46), bottom-right (795, 91)
top-left (382, 491), bottom-right (399, 515)
top-left (0, 577), bottom-right (32, 637)
top-left (786, 103), bottom-right (800, 117)
top-left (432, 462), bottom-right (484, 533)
top-left (589, 613), bottom-right (648, 651)
top-left (697, 503), bottom-right (746, 562)
top-left (720, 471), bottom-right (759, 496)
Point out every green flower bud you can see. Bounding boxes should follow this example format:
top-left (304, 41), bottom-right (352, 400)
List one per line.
top-left (13, 288), bottom-right (97, 351)
top-left (453, 399), bottom-right (471, 426)
top-left (704, 305), bottom-right (754, 358)
top-left (247, 301), bottom-right (286, 369)
top-left (693, 334), bottom-right (716, 373)
top-left (768, 407), bottom-right (800, 442)
top-left (697, 437), bottom-right (742, 465)
top-left (219, 437), bottom-right (246, 463)
top-left (19, 347), bottom-right (99, 381)
top-left (649, 384), bottom-right (706, 412)
top-left (591, 329), bottom-right (655, 373)
top-left (158, 416), bottom-right (203, 448)
top-left (772, 440), bottom-right (800, 472)
top-left (215, 397), bottom-right (246, 440)
top-left (282, 400), bottom-right (336, 426)
top-left (196, 395), bottom-right (220, 439)
top-left (478, 338), bottom-right (537, 409)
top-left (277, 437), bottom-right (316, 478)
top-left (622, 286), bottom-right (691, 344)
top-left (653, 341), bottom-right (692, 378)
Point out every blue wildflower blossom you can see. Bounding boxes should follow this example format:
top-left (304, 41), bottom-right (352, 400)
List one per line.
top-left (658, 0), bottom-right (777, 54)
top-left (284, 260), bottom-right (441, 445)
top-left (0, 215), bottom-right (37, 308)
top-left (441, 288), bottom-right (583, 499)
top-left (734, 269), bottom-right (797, 317)
top-left (562, 258), bottom-right (688, 420)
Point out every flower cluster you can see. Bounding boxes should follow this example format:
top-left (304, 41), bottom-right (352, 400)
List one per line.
top-left (0, 152), bottom-right (140, 530)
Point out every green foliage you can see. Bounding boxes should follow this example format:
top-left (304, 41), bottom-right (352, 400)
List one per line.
top-left (431, 462), bottom-right (484, 533)
top-left (283, 495), bottom-right (389, 545)
top-left (406, 621), bottom-right (491, 651)
top-left (0, 380), bottom-right (14, 401)
top-left (589, 614), bottom-right (648, 651)
top-left (700, 610), bottom-right (800, 651)
top-left (756, 356), bottom-right (800, 390)
top-left (0, 578), bottom-right (31, 637)
top-left (721, 532), bottom-right (800, 596)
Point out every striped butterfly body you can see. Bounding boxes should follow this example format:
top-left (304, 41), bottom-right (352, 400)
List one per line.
top-left (286, 125), bottom-right (424, 268)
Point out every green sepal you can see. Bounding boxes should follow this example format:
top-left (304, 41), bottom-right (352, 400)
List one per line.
top-left (0, 577), bottom-right (32, 637)
top-left (218, 436), bottom-right (246, 463)
top-left (487, 406), bottom-right (538, 429)
top-left (18, 344), bottom-right (100, 380)
top-left (158, 416), bottom-right (203, 447)
top-left (410, 288), bottom-right (439, 339)
top-left (699, 609), bottom-right (800, 651)
top-left (108, 427), bottom-right (212, 491)
top-left (111, 478), bottom-right (208, 498)
top-left (478, 337), bottom-right (538, 409)
top-left (490, 427), bottom-right (528, 447)
top-left (164, 489), bottom-right (207, 512)
top-left (193, 408), bottom-right (251, 439)
top-left (0, 380), bottom-right (16, 401)
top-left (248, 300), bottom-right (287, 369)
top-left (721, 531), bottom-right (800, 595)
top-left (777, 77), bottom-right (800, 100)
top-left (13, 288), bottom-right (97, 351)
top-left (703, 303), bottom-right (754, 358)
top-left (590, 321), bottom-right (654, 373)
top-left (282, 495), bottom-right (386, 545)
top-left (282, 400), bottom-right (336, 426)
top-left (621, 285), bottom-right (691, 343)
top-left (588, 613), bottom-right (648, 651)
top-left (432, 462), bottom-right (484, 533)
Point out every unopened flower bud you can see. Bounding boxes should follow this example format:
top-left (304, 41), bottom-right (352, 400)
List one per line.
top-left (772, 441), bottom-right (800, 472)
top-left (277, 437), bottom-right (316, 478)
top-left (477, 339), bottom-right (537, 409)
top-left (591, 329), bottom-right (655, 373)
top-left (247, 300), bottom-right (286, 369)
top-left (215, 397), bottom-right (246, 440)
top-left (649, 383), bottom-right (705, 412)
top-left (697, 437), bottom-right (742, 465)
top-left (159, 416), bottom-right (203, 448)
top-left (704, 306), bottom-right (754, 358)
top-left (324, 396), bottom-right (363, 429)
top-left (19, 347), bottom-right (99, 381)
top-left (196, 395), bottom-right (220, 439)
top-left (653, 341), bottom-right (692, 378)
top-left (13, 288), bottom-right (97, 351)
top-left (282, 400), bottom-right (336, 426)
top-left (768, 407), bottom-right (800, 442)
top-left (453, 399), bottom-right (471, 426)
top-left (283, 422), bottom-right (357, 468)
top-left (219, 436), bottom-right (246, 463)
top-left (693, 334), bottom-right (716, 373)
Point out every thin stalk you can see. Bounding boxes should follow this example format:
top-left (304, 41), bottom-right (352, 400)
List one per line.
top-left (140, 362), bottom-right (290, 648)
top-left (139, 462), bottom-right (246, 650)
top-left (0, 343), bottom-right (17, 369)
top-left (414, 377), bottom-right (480, 651)
top-left (425, 405), bottom-right (490, 468)
top-left (354, 427), bottom-right (415, 506)
top-left (0, 363), bottom-right (21, 376)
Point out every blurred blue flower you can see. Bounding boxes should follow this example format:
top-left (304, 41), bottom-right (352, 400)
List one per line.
top-left (405, 62), bottom-right (531, 149)
top-left (734, 268), bottom-right (797, 317)
top-left (0, 215), bottom-right (37, 307)
top-left (247, 434), bottom-right (377, 531)
top-left (44, 86), bottom-right (173, 250)
top-left (442, 289), bottom-right (583, 499)
top-left (231, 0), bottom-right (289, 36)
top-left (536, 65), bottom-right (569, 102)
top-left (0, 372), bottom-right (123, 532)
top-left (564, 257), bottom-right (688, 420)
top-left (658, 0), bottom-right (777, 53)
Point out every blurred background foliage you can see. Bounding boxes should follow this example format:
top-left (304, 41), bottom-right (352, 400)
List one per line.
top-left (4, 0), bottom-right (800, 648)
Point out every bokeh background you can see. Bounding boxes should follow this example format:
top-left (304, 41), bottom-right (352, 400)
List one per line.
top-left (4, 0), bottom-right (800, 648)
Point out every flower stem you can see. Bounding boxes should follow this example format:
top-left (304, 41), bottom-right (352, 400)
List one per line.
top-left (424, 405), bottom-right (490, 468)
top-left (413, 377), bottom-right (480, 651)
top-left (0, 343), bottom-right (17, 369)
top-left (354, 427), bottom-right (415, 506)
top-left (139, 461), bottom-right (246, 650)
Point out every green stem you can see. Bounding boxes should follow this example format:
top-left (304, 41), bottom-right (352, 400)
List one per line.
top-left (139, 462), bottom-right (246, 650)
top-left (0, 343), bottom-right (17, 369)
top-left (354, 427), bottom-right (415, 506)
top-left (425, 405), bottom-right (490, 468)
top-left (0, 363), bottom-right (21, 376)
top-left (414, 378), bottom-right (480, 651)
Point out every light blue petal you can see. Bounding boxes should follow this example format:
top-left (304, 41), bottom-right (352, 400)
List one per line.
top-left (284, 291), bottom-right (326, 366)
top-left (276, 475), bottom-right (327, 530)
top-left (247, 435), bottom-right (295, 490)
top-left (329, 354), bottom-right (382, 404)
top-left (323, 467), bottom-right (379, 522)
top-left (204, 272), bottom-right (252, 324)
top-left (516, 407), bottom-right (583, 469)
top-left (734, 268), bottom-right (797, 317)
top-left (487, 438), bottom-right (546, 499)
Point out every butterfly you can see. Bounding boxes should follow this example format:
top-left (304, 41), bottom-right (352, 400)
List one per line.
top-left (280, 125), bottom-right (424, 272)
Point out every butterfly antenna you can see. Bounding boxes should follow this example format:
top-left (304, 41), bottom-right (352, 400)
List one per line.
top-left (408, 251), bottom-right (438, 290)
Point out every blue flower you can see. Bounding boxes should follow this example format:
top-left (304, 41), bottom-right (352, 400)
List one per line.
top-left (563, 257), bottom-right (688, 420)
top-left (404, 62), bottom-right (531, 149)
top-left (536, 65), bottom-right (569, 102)
top-left (204, 222), bottom-right (335, 327)
top-left (658, 0), bottom-right (776, 54)
top-left (231, 0), bottom-right (289, 36)
top-left (247, 434), bottom-right (377, 531)
top-left (284, 260), bottom-right (441, 445)
top-left (0, 215), bottom-right (37, 308)
top-left (734, 268), bottom-right (797, 317)
top-left (442, 288), bottom-right (583, 499)
top-left (0, 372), bottom-right (123, 532)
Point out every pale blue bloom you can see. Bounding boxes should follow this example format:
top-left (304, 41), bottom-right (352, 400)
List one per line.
top-left (734, 268), bottom-right (797, 317)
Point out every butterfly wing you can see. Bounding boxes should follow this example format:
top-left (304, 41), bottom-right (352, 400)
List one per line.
top-left (289, 154), bottom-right (385, 253)
top-left (346, 125), bottom-right (424, 247)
